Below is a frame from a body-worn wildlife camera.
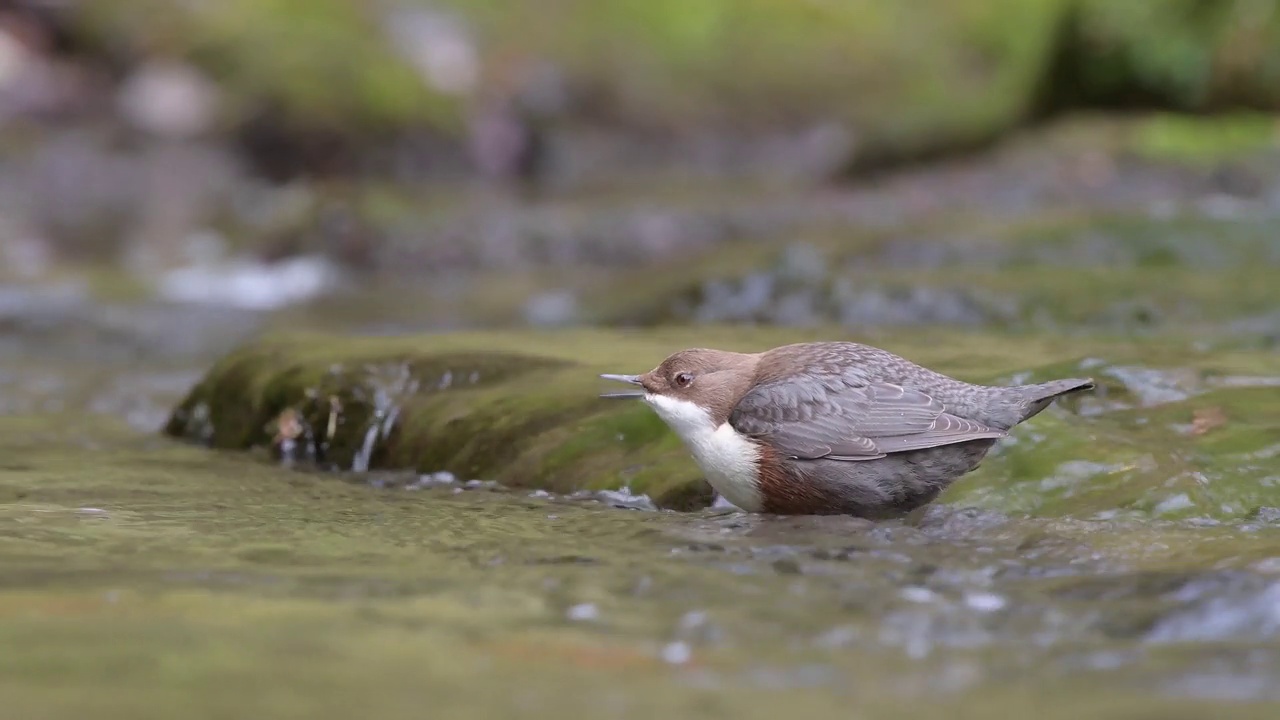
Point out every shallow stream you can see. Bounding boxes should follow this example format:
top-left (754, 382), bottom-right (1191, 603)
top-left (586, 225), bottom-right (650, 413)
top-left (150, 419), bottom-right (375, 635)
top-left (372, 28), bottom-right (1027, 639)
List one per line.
top-left (1, 289), bottom-right (1278, 719)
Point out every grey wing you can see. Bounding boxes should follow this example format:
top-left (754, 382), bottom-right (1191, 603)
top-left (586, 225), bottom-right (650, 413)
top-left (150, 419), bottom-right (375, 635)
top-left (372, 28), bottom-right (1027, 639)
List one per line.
top-left (729, 378), bottom-right (1006, 461)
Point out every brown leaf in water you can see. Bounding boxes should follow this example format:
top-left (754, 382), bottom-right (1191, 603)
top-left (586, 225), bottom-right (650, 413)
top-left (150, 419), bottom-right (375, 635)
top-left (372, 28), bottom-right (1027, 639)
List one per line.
top-left (1189, 406), bottom-right (1227, 436)
top-left (271, 408), bottom-right (304, 443)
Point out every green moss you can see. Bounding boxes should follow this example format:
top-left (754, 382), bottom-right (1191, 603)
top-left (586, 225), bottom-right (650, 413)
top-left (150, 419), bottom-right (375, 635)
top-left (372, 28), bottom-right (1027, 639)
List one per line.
top-left (13, 406), bottom-right (1280, 717)
top-left (1068, 1), bottom-right (1280, 110)
top-left (173, 329), bottom-right (880, 505)
top-left (166, 328), bottom-right (1096, 507)
top-left (950, 378), bottom-right (1280, 521)
top-left (583, 196), bottom-right (1280, 333)
top-left (465, 0), bottom-right (1067, 153)
top-left (1132, 113), bottom-right (1280, 163)
top-left (76, 0), bottom-right (1070, 161)
top-left (78, 0), bottom-right (463, 132)
top-left (68, 0), bottom-right (1280, 174)
top-left (167, 328), bottom-right (1280, 519)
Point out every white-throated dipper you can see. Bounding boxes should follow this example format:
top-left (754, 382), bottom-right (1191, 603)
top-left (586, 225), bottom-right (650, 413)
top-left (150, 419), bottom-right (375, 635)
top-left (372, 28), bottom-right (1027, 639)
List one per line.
top-left (600, 341), bottom-right (1094, 517)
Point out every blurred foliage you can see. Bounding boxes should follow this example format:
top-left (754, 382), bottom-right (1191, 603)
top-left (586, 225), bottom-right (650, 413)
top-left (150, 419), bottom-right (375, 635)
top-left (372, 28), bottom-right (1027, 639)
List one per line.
top-left (70, 0), bottom-right (1280, 163)
top-left (76, 0), bottom-right (463, 131)
top-left (457, 0), bottom-right (1065, 149)
top-left (75, 0), bottom-right (1066, 154)
top-left (1132, 112), bottom-right (1280, 163)
top-left (1066, 0), bottom-right (1280, 109)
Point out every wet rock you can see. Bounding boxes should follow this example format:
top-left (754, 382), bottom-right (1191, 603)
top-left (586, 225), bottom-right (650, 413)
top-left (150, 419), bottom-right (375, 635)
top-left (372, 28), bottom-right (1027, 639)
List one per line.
top-left (1099, 365), bottom-right (1203, 407)
top-left (163, 331), bottom-right (720, 506)
top-left (566, 488), bottom-right (657, 512)
top-left (944, 357), bottom-right (1280, 521)
top-left (380, 6), bottom-right (478, 97)
top-left (157, 253), bottom-right (344, 311)
top-left (165, 329), bottom-right (1280, 520)
top-left (1251, 507), bottom-right (1280, 524)
top-left (565, 602), bottom-right (599, 622)
top-left (522, 290), bottom-right (578, 327)
top-left (548, 170), bottom-right (1280, 334)
top-left (1, 128), bottom-right (243, 268)
top-left (1147, 581), bottom-right (1280, 643)
top-left (660, 641), bottom-right (692, 665)
top-left (116, 61), bottom-right (219, 139)
top-left (0, 11), bottom-right (94, 121)
top-left (835, 286), bottom-right (1006, 328)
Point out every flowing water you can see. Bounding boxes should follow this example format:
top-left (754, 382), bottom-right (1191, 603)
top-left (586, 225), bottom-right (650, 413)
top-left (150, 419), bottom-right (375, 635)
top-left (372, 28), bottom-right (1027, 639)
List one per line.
top-left (1, 292), bottom-right (1279, 719)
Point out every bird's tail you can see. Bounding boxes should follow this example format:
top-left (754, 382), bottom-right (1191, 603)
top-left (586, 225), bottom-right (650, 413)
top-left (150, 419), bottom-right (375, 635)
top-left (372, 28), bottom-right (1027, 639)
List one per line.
top-left (1017, 377), bottom-right (1095, 422)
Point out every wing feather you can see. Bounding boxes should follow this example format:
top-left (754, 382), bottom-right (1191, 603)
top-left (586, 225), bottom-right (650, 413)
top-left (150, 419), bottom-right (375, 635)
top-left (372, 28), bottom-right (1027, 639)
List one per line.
top-left (729, 377), bottom-right (1005, 461)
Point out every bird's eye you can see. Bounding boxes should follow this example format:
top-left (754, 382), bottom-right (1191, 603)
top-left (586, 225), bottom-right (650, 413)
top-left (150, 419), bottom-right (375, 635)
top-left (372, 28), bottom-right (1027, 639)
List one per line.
top-left (674, 372), bottom-right (694, 388)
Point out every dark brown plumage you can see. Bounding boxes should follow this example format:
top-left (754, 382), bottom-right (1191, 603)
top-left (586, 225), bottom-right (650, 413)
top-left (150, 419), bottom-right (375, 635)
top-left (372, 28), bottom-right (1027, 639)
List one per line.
top-left (601, 341), bottom-right (1094, 517)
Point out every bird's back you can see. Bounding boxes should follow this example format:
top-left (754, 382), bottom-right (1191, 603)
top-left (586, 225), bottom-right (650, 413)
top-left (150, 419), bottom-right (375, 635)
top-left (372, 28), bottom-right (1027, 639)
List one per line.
top-left (754, 341), bottom-right (1092, 430)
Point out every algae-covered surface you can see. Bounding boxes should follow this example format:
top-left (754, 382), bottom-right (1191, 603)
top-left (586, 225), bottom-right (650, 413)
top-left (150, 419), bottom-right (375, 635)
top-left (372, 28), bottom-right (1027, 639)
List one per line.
top-left (2, 303), bottom-right (1280, 718)
top-left (5, 401), bottom-right (1280, 718)
top-left (6, 200), bottom-right (1280, 718)
top-left (5, 112), bottom-right (1280, 715)
top-left (164, 327), bottom-right (1280, 522)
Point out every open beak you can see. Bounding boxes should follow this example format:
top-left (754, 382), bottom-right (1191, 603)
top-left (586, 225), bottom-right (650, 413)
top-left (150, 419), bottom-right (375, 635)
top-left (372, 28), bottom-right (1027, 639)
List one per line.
top-left (599, 373), bottom-right (645, 399)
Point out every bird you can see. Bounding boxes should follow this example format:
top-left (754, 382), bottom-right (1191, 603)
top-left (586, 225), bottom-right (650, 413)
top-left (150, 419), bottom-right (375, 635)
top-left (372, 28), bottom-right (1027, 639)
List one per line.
top-left (599, 341), bottom-right (1094, 518)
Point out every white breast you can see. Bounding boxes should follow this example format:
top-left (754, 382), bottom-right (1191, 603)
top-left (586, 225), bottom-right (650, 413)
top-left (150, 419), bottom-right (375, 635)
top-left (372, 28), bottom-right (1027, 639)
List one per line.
top-left (644, 394), bottom-right (764, 512)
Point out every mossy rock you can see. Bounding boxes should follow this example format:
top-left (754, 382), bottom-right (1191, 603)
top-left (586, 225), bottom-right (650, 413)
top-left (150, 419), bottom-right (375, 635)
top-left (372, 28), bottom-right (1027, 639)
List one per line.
top-left (581, 203), bottom-right (1280, 333)
top-left (78, 0), bottom-right (1068, 163)
top-left (165, 329), bottom-right (848, 509)
top-left (949, 350), bottom-right (1280, 520)
top-left (1129, 113), bottom-right (1280, 164)
top-left (166, 328), bottom-right (1279, 519)
top-left (164, 328), bottom-right (1095, 509)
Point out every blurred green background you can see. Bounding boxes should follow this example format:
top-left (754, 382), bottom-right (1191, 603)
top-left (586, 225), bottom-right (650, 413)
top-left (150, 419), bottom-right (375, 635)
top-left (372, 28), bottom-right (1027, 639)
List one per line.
top-left (1, 0), bottom-right (1278, 296)
top-left (65, 0), bottom-right (1280, 161)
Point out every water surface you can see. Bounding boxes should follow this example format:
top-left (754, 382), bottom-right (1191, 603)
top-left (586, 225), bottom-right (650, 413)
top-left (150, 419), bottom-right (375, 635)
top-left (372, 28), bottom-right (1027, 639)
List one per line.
top-left (2, 339), bottom-right (1279, 718)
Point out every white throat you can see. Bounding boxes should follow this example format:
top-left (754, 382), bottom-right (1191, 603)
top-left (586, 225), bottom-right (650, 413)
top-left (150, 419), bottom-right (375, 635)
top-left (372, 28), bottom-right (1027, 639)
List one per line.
top-left (644, 394), bottom-right (764, 512)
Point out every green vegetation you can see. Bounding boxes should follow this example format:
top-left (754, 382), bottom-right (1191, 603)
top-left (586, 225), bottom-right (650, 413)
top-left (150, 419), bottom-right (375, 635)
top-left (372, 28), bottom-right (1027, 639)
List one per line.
top-left (1131, 113), bottom-right (1280, 163)
top-left (78, 0), bottom-right (465, 132)
top-left (74, 1), bottom-right (1280, 166)
top-left (1067, 1), bottom-right (1280, 110)
top-left (165, 328), bottom-right (1280, 520)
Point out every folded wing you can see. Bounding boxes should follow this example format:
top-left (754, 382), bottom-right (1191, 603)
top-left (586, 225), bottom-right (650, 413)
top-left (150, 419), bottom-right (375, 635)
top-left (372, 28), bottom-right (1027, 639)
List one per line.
top-left (729, 377), bottom-right (1006, 461)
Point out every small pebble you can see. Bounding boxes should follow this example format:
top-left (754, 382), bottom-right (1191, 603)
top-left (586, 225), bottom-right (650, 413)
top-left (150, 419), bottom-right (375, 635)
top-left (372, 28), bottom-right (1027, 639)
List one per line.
top-left (678, 610), bottom-right (708, 631)
top-left (964, 592), bottom-right (1007, 612)
top-left (661, 641), bottom-right (692, 665)
top-left (566, 603), bottom-right (599, 622)
top-left (900, 586), bottom-right (938, 604)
